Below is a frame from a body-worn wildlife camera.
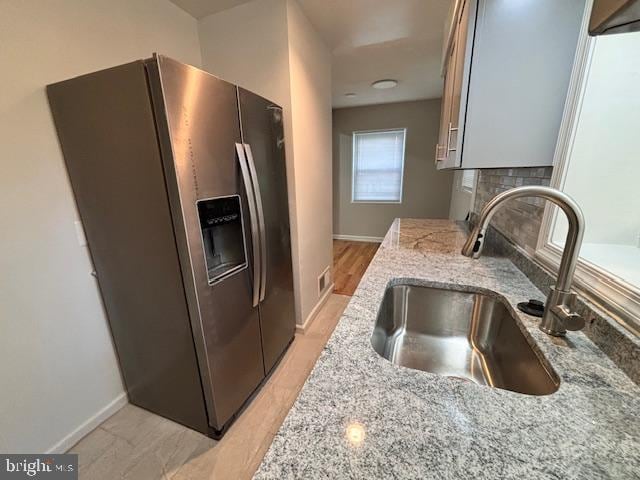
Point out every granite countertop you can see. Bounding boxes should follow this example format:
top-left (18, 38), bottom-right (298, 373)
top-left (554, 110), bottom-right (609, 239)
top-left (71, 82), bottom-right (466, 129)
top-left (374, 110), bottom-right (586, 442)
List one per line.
top-left (254, 219), bottom-right (640, 479)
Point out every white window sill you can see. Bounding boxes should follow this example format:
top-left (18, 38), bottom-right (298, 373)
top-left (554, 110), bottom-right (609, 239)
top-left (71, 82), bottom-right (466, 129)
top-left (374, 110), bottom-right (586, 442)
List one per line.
top-left (553, 241), bottom-right (640, 288)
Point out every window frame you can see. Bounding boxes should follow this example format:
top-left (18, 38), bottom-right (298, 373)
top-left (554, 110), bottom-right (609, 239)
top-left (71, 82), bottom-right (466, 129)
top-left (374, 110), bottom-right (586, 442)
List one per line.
top-left (351, 128), bottom-right (407, 204)
top-left (460, 169), bottom-right (477, 193)
top-left (535, 4), bottom-right (640, 335)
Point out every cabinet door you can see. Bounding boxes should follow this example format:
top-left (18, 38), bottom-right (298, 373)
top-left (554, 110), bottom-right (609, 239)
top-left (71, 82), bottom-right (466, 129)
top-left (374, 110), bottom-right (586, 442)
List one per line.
top-left (436, 44), bottom-right (456, 167)
top-left (460, 0), bottom-right (584, 168)
top-left (437, 0), bottom-right (476, 170)
top-left (448, 0), bottom-right (474, 167)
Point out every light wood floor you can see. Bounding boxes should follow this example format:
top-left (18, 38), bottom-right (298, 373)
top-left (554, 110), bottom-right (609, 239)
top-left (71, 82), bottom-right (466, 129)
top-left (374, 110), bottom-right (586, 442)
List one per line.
top-left (333, 240), bottom-right (380, 296)
top-left (69, 294), bottom-right (351, 480)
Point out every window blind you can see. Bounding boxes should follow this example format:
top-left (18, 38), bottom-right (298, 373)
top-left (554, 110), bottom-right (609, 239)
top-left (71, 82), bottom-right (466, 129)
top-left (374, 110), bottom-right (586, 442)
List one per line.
top-left (352, 129), bottom-right (406, 202)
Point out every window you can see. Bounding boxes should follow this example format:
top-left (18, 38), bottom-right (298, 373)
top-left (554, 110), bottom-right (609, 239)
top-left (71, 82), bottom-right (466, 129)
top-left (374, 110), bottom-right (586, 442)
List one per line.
top-left (461, 169), bottom-right (476, 192)
top-left (352, 129), bottom-right (406, 203)
top-left (536, 29), bottom-right (640, 333)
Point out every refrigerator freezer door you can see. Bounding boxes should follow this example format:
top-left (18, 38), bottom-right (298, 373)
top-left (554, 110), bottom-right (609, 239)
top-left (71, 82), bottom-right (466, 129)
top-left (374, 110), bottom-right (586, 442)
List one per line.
top-left (238, 88), bottom-right (296, 372)
top-left (150, 57), bottom-right (265, 430)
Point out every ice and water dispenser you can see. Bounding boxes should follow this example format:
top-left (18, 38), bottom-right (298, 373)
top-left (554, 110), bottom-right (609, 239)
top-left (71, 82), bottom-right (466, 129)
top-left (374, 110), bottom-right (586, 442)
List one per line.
top-left (197, 195), bottom-right (247, 284)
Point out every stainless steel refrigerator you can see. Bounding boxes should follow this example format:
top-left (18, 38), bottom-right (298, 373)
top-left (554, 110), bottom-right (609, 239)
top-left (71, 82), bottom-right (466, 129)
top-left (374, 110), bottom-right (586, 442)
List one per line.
top-left (47, 55), bottom-right (296, 437)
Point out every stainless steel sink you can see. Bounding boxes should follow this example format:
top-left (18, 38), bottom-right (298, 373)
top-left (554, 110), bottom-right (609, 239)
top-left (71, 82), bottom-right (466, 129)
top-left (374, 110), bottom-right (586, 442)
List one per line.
top-left (371, 284), bottom-right (560, 395)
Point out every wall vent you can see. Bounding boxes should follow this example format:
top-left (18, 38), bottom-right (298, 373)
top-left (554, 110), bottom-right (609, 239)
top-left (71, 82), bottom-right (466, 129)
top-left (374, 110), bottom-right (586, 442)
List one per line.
top-left (318, 266), bottom-right (331, 296)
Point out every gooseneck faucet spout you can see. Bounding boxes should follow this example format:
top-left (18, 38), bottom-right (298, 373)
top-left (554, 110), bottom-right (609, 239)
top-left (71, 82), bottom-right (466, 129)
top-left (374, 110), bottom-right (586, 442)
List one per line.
top-left (462, 186), bottom-right (586, 336)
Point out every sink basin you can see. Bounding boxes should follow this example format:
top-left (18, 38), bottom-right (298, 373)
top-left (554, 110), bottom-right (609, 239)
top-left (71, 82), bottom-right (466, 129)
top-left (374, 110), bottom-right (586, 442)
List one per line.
top-left (371, 284), bottom-right (559, 395)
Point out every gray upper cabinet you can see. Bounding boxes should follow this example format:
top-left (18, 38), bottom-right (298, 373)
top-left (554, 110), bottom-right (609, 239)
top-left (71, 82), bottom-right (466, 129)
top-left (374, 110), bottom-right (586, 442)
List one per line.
top-left (435, 0), bottom-right (586, 170)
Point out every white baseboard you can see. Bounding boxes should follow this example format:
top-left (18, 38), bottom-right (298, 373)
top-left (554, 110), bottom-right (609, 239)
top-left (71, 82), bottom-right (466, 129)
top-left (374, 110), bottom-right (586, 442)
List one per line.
top-left (333, 234), bottom-right (383, 243)
top-left (296, 283), bottom-right (335, 334)
top-left (47, 392), bottom-right (128, 453)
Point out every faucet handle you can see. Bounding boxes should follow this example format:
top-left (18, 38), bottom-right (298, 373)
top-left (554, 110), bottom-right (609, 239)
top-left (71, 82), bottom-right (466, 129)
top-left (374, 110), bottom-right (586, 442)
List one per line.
top-left (550, 304), bottom-right (585, 331)
top-left (540, 288), bottom-right (585, 336)
top-left (565, 313), bottom-right (585, 331)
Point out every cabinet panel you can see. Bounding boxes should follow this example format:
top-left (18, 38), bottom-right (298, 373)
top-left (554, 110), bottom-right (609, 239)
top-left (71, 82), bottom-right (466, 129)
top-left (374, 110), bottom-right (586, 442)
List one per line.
top-left (436, 43), bottom-right (457, 168)
top-left (462, 0), bottom-right (585, 169)
top-left (435, 0), bottom-right (585, 170)
top-left (448, 0), bottom-right (473, 167)
top-left (437, 0), bottom-right (476, 170)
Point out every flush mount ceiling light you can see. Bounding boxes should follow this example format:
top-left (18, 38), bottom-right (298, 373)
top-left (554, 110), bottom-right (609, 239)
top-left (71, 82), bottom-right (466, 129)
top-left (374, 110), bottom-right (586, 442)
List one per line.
top-left (344, 92), bottom-right (357, 98)
top-left (371, 79), bottom-right (398, 90)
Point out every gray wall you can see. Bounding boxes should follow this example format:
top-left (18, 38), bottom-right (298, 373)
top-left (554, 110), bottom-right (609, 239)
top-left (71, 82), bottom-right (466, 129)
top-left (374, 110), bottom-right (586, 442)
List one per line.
top-left (333, 99), bottom-right (454, 238)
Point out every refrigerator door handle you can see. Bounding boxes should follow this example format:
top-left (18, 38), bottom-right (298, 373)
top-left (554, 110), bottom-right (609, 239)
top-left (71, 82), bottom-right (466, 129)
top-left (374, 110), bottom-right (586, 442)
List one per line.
top-left (243, 143), bottom-right (267, 303)
top-left (236, 143), bottom-right (261, 307)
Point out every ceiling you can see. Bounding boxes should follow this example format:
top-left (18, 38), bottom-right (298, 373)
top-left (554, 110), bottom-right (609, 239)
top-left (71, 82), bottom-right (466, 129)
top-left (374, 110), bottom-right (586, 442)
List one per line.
top-left (297, 0), bottom-right (450, 108)
top-left (169, 0), bottom-right (451, 108)
top-left (170, 0), bottom-right (253, 18)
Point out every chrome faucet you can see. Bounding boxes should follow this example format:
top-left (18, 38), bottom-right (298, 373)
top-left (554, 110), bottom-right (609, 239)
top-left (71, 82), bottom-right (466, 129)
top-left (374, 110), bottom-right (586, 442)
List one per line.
top-left (462, 186), bottom-right (586, 336)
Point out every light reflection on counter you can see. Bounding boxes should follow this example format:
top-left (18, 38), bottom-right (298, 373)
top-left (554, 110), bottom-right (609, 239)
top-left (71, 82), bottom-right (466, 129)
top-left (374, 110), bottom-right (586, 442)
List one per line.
top-left (345, 421), bottom-right (366, 447)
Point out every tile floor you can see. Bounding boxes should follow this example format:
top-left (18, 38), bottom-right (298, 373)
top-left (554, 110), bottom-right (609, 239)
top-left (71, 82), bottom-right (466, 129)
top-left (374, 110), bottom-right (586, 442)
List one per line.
top-left (69, 294), bottom-right (351, 479)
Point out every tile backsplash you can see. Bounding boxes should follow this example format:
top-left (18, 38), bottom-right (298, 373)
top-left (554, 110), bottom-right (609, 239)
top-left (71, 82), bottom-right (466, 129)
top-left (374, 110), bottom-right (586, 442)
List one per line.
top-left (473, 167), bottom-right (553, 255)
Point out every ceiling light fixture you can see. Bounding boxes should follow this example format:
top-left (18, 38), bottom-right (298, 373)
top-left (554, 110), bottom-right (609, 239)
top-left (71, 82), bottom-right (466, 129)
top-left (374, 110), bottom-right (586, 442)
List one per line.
top-left (372, 79), bottom-right (398, 90)
top-left (344, 93), bottom-right (357, 98)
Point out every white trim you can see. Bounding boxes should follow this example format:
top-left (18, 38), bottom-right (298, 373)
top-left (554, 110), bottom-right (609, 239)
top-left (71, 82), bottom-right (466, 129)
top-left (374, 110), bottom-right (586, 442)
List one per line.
top-left (537, 0), bottom-right (596, 254)
top-left (460, 169), bottom-right (476, 193)
top-left (47, 393), bottom-right (128, 453)
top-left (333, 234), bottom-right (384, 243)
top-left (535, 0), bottom-right (640, 335)
top-left (296, 283), bottom-right (335, 334)
top-left (470, 168), bottom-right (478, 210)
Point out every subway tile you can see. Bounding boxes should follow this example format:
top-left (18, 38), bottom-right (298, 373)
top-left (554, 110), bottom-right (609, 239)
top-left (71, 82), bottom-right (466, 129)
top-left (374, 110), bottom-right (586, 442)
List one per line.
top-left (523, 177), bottom-right (543, 186)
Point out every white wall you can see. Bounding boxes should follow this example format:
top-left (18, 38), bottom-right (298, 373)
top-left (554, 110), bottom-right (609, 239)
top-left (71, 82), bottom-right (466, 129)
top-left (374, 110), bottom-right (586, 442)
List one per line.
top-left (198, 0), bottom-right (333, 326)
top-left (285, 0), bottom-right (333, 324)
top-left (0, 0), bottom-right (201, 453)
top-left (553, 32), bottom-right (640, 246)
top-left (197, 0), bottom-right (292, 112)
